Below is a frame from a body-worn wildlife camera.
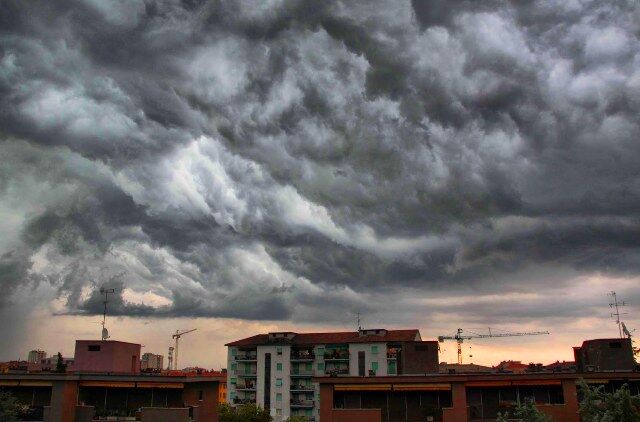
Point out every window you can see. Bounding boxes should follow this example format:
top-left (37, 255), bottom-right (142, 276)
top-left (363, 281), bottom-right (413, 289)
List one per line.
top-left (305, 409), bottom-right (312, 416)
top-left (317, 347), bottom-right (325, 356)
top-left (231, 348), bottom-right (237, 356)
top-left (317, 363), bottom-right (325, 371)
top-left (371, 345), bottom-right (378, 354)
top-left (276, 378), bottom-right (282, 387)
top-left (415, 345), bottom-right (429, 351)
top-left (277, 347), bottom-right (283, 355)
top-left (306, 362), bottom-right (313, 371)
top-left (88, 345), bottom-right (101, 352)
top-left (610, 342), bottom-right (622, 349)
top-left (276, 409), bottom-right (282, 416)
top-left (230, 377), bottom-right (237, 384)
top-left (198, 390), bottom-right (203, 401)
top-left (276, 393), bottom-right (282, 402)
top-left (231, 363), bottom-right (237, 371)
top-left (276, 363), bottom-right (283, 371)
top-left (230, 391), bottom-right (236, 399)
top-left (371, 361), bottom-right (378, 371)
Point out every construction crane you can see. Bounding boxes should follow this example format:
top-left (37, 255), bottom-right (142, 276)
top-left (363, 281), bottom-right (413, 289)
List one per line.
top-left (172, 329), bottom-right (197, 370)
top-left (438, 328), bottom-right (550, 364)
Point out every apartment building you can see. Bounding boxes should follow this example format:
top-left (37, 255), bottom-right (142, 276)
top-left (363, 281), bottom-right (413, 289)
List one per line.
top-left (225, 328), bottom-right (438, 421)
top-left (141, 352), bottom-right (164, 371)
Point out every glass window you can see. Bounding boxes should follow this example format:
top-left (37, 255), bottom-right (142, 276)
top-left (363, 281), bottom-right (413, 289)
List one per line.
top-left (371, 361), bottom-right (378, 371)
top-left (277, 347), bottom-right (283, 355)
top-left (371, 345), bottom-right (378, 354)
top-left (231, 363), bottom-right (237, 370)
top-left (276, 363), bottom-right (283, 371)
top-left (276, 393), bottom-right (282, 402)
top-left (276, 378), bottom-right (282, 387)
top-left (230, 377), bottom-right (237, 384)
top-left (317, 363), bottom-right (325, 371)
top-left (231, 348), bottom-right (237, 356)
top-left (306, 362), bottom-right (313, 371)
top-left (388, 361), bottom-right (396, 374)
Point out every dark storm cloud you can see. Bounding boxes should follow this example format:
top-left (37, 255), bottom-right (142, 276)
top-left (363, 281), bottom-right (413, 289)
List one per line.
top-left (1, 0), bottom-right (639, 328)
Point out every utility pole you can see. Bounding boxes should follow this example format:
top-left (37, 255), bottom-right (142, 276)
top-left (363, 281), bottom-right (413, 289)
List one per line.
top-left (100, 288), bottom-right (115, 341)
top-left (609, 291), bottom-right (627, 338)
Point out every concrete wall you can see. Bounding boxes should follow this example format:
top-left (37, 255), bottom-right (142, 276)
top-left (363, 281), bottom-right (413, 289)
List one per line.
top-left (48, 380), bottom-right (78, 422)
top-left (401, 341), bottom-right (439, 374)
top-left (183, 381), bottom-right (220, 422)
top-left (348, 343), bottom-right (387, 377)
top-left (74, 340), bottom-right (141, 374)
top-left (257, 345), bottom-right (291, 421)
top-left (141, 407), bottom-right (189, 422)
top-left (575, 338), bottom-right (635, 372)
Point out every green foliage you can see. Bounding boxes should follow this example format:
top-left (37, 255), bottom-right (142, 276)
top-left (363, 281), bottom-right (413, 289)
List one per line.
top-left (0, 390), bottom-right (20, 422)
top-left (55, 352), bottom-right (66, 373)
top-left (218, 403), bottom-right (272, 422)
top-left (577, 379), bottom-right (640, 422)
top-left (496, 401), bottom-right (553, 422)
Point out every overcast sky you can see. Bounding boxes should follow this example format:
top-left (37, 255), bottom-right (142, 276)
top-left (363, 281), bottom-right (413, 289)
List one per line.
top-left (1, 0), bottom-right (640, 368)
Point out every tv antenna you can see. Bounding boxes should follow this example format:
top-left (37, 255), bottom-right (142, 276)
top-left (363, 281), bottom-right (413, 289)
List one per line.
top-left (356, 312), bottom-right (362, 331)
top-left (100, 287), bottom-right (116, 340)
top-left (609, 291), bottom-right (627, 338)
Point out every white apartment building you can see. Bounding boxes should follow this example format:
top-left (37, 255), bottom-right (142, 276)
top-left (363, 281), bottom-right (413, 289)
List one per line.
top-left (27, 350), bottom-right (47, 364)
top-left (141, 353), bottom-right (164, 371)
top-left (226, 328), bottom-right (438, 421)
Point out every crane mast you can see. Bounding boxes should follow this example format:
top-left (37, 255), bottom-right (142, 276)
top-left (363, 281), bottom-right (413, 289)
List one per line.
top-left (438, 328), bottom-right (550, 364)
top-left (172, 329), bottom-right (197, 370)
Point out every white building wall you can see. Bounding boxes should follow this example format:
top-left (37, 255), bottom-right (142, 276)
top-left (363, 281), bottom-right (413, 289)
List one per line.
top-left (348, 342), bottom-right (387, 376)
top-left (257, 345), bottom-right (292, 421)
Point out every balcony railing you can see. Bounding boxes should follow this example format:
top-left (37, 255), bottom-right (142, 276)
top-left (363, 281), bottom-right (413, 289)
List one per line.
top-left (323, 351), bottom-right (350, 361)
top-left (233, 397), bottom-right (256, 405)
top-left (290, 384), bottom-right (315, 392)
top-left (290, 370), bottom-right (314, 377)
top-left (325, 368), bottom-right (349, 376)
top-left (291, 399), bottom-right (315, 408)
top-left (236, 370), bottom-right (257, 377)
top-left (291, 351), bottom-right (315, 361)
top-left (234, 354), bottom-right (257, 361)
top-left (236, 383), bottom-right (256, 390)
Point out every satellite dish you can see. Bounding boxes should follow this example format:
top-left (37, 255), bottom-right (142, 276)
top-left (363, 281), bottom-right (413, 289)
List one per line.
top-left (102, 327), bottom-right (110, 341)
top-left (622, 322), bottom-right (632, 338)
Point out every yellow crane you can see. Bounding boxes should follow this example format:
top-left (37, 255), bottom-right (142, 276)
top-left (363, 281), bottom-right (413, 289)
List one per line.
top-left (438, 328), bottom-right (549, 364)
top-left (172, 328), bottom-right (197, 370)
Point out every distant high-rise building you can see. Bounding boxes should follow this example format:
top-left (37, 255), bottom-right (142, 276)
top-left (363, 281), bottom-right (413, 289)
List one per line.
top-left (141, 353), bottom-right (164, 371)
top-left (226, 328), bottom-right (438, 421)
top-left (27, 350), bottom-right (46, 364)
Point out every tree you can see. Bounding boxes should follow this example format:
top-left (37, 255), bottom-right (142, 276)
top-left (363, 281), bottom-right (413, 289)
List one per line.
top-left (55, 352), bottom-right (66, 373)
top-left (0, 390), bottom-right (20, 422)
top-left (577, 379), bottom-right (640, 422)
top-left (496, 401), bottom-right (553, 422)
top-left (218, 403), bottom-right (272, 422)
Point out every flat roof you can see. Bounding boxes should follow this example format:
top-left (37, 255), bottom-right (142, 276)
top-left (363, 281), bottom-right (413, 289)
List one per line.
top-left (226, 329), bottom-right (422, 347)
top-left (0, 373), bottom-right (224, 384)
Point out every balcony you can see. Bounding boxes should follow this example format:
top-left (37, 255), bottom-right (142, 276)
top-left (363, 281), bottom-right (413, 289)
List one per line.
top-left (233, 397), bottom-right (256, 405)
top-left (323, 351), bottom-right (349, 361)
top-left (290, 351), bottom-right (315, 362)
top-left (291, 399), bottom-right (315, 408)
top-left (236, 370), bottom-right (257, 377)
top-left (290, 370), bottom-right (314, 378)
top-left (236, 382), bottom-right (256, 391)
top-left (325, 368), bottom-right (349, 376)
top-left (290, 384), bottom-right (315, 392)
top-left (234, 354), bottom-right (257, 362)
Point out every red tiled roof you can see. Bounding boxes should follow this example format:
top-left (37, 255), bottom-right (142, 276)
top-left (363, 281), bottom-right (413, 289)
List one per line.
top-left (225, 329), bottom-right (421, 347)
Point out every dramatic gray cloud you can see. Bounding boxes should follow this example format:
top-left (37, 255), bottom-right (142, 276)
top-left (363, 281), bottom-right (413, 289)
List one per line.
top-left (1, 0), bottom-right (639, 340)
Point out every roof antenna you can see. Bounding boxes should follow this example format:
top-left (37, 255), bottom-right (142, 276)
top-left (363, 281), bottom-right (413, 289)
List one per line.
top-left (357, 312), bottom-right (362, 331)
top-left (100, 287), bottom-right (116, 340)
top-left (609, 291), bottom-right (627, 338)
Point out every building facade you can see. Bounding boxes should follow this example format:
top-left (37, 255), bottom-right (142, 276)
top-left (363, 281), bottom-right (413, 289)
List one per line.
top-left (28, 350), bottom-right (47, 364)
top-left (141, 353), bottom-right (164, 372)
top-left (225, 329), bottom-right (438, 421)
top-left (73, 340), bottom-right (141, 374)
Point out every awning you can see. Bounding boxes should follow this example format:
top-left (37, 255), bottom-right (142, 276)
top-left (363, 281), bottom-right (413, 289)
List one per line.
top-left (513, 380), bottom-right (561, 386)
top-left (136, 382), bottom-right (184, 389)
top-left (18, 381), bottom-right (52, 387)
top-left (393, 383), bottom-right (451, 391)
top-left (335, 384), bottom-right (392, 391)
top-left (80, 381), bottom-right (136, 388)
top-left (466, 381), bottom-right (512, 387)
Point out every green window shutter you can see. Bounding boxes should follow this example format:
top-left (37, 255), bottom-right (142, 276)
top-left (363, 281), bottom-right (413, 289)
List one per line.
top-left (231, 363), bottom-right (237, 370)
top-left (230, 391), bottom-right (236, 399)
top-left (276, 363), bottom-right (283, 371)
top-left (305, 409), bottom-right (312, 416)
top-left (230, 377), bottom-right (237, 384)
top-left (276, 378), bottom-right (282, 387)
top-left (276, 393), bottom-right (282, 402)
top-left (231, 348), bottom-right (237, 356)
top-left (317, 363), bottom-right (324, 371)
top-left (388, 361), bottom-right (396, 374)
top-left (371, 345), bottom-right (378, 354)
top-left (371, 361), bottom-right (378, 371)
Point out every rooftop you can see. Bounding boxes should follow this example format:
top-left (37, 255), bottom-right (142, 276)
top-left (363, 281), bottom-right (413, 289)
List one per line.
top-left (226, 329), bottom-right (422, 347)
